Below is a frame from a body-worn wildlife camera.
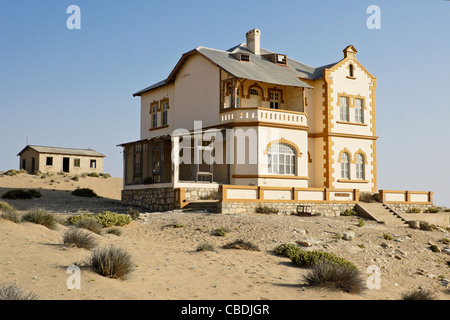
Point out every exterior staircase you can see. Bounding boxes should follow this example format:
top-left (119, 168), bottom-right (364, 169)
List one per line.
top-left (181, 200), bottom-right (220, 213)
top-left (356, 202), bottom-right (409, 227)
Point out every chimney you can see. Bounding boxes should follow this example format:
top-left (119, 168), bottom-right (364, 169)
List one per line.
top-left (246, 29), bottom-right (261, 55)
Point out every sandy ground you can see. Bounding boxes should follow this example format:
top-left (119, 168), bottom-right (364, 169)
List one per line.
top-left (0, 172), bottom-right (449, 301)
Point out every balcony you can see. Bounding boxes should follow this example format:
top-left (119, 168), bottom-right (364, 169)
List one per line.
top-left (219, 107), bottom-right (308, 128)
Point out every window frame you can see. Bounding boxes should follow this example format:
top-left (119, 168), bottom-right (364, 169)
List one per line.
top-left (355, 98), bottom-right (364, 123)
top-left (339, 96), bottom-right (350, 122)
top-left (267, 143), bottom-right (296, 175)
top-left (340, 152), bottom-right (350, 180)
top-left (355, 153), bottom-right (365, 180)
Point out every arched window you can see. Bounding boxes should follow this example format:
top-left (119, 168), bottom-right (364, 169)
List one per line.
top-left (268, 143), bottom-right (296, 175)
top-left (249, 88), bottom-right (261, 108)
top-left (340, 152), bottom-right (350, 179)
top-left (356, 153), bottom-right (365, 180)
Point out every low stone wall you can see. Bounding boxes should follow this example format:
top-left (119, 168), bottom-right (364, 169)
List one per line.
top-left (386, 203), bottom-right (432, 214)
top-left (122, 188), bottom-right (176, 212)
top-left (184, 187), bottom-right (221, 202)
top-left (220, 201), bottom-right (356, 217)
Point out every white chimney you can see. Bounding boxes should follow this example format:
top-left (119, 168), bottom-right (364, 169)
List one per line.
top-left (246, 29), bottom-right (261, 55)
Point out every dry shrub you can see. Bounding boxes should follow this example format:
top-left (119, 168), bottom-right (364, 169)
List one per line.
top-left (223, 239), bottom-right (260, 251)
top-left (402, 288), bottom-right (436, 300)
top-left (196, 242), bottom-right (215, 252)
top-left (0, 282), bottom-right (38, 300)
top-left (89, 246), bottom-right (135, 280)
top-left (303, 261), bottom-right (365, 294)
top-left (63, 228), bottom-right (97, 250)
top-left (1, 211), bottom-right (21, 224)
top-left (22, 208), bottom-right (56, 230)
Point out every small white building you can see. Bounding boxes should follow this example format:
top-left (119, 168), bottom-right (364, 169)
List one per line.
top-left (17, 145), bottom-right (106, 175)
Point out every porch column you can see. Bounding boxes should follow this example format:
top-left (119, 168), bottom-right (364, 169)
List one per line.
top-left (172, 135), bottom-right (180, 187)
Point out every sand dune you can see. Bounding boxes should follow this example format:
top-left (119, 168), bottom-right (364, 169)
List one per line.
top-left (0, 173), bottom-right (449, 301)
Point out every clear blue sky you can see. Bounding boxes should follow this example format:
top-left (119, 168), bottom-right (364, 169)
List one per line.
top-left (1, 1), bottom-right (449, 206)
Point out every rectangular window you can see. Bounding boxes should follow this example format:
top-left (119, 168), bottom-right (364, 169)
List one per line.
top-left (162, 102), bottom-right (168, 126)
top-left (151, 103), bottom-right (158, 129)
top-left (74, 158), bottom-right (80, 167)
top-left (340, 96), bottom-right (349, 121)
top-left (270, 91), bottom-right (279, 109)
top-left (355, 98), bottom-right (364, 123)
top-left (90, 159), bottom-right (97, 169)
top-left (46, 157), bottom-right (53, 166)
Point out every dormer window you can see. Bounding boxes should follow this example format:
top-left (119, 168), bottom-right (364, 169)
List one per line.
top-left (231, 52), bottom-right (251, 62)
top-left (262, 53), bottom-right (287, 65)
top-left (240, 53), bottom-right (250, 62)
top-left (276, 54), bottom-right (287, 65)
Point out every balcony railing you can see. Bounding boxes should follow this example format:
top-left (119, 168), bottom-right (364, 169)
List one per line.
top-left (220, 107), bottom-right (308, 127)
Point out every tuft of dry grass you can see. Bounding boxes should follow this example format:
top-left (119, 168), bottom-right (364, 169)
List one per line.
top-left (22, 208), bottom-right (56, 230)
top-left (401, 288), bottom-right (436, 300)
top-left (303, 261), bottom-right (365, 294)
top-left (88, 246), bottom-right (135, 280)
top-left (0, 282), bottom-right (39, 300)
top-left (63, 228), bottom-right (97, 250)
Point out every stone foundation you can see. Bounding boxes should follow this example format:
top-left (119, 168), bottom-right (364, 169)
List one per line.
top-left (184, 187), bottom-right (221, 202)
top-left (220, 201), bottom-right (356, 217)
top-left (386, 203), bottom-right (433, 214)
top-left (122, 188), bottom-right (176, 212)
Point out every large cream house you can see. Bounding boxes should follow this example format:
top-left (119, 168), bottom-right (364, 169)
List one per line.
top-left (120, 29), bottom-right (431, 214)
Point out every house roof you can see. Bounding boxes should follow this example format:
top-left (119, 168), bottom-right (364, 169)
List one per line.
top-left (17, 145), bottom-right (106, 158)
top-left (133, 43), bottom-right (338, 97)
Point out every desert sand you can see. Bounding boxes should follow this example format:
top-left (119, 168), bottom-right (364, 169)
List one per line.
top-left (0, 172), bottom-right (449, 301)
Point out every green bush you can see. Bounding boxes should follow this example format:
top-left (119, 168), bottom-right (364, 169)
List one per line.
top-left (88, 172), bottom-right (100, 178)
top-left (68, 212), bottom-right (132, 228)
top-left (290, 250), bottom-right (358, 271)
top-left (89, 246), bottom-right (135, 280)
top-left (303, 261), bottom-right (365, 294)
top-left (406, 207), bottom-right (421, 213)
top-left (2, 189), bottom-right (42, 200)
top-left (383, 233), bottom-right (393, 240)
top-left (341, 209), bottom-right (358, 216)
top-left (274, 243), bottom-right (301, 258)
top-left (71, 176), bottom-right (79, 182)
top-left (71, 188), bottom-right (98, 198)
top-left (213, 227), bottom-right (228, 237)
top-left (425, 207), bottom-right (440, 213)
top-left (275, 243), bottom-right (357, 271)
top-left (22, 208), bottom-right (56, 230)
top-left (357, 219), bottom-right (365, 227)
top-left (255, 205), bottom-right (279, 214)
top-left (63, 229), bottom-right (97, 250)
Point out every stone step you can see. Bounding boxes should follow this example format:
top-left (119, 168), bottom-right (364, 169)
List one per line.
top-left (356, 202), bottom-right (409, 227)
